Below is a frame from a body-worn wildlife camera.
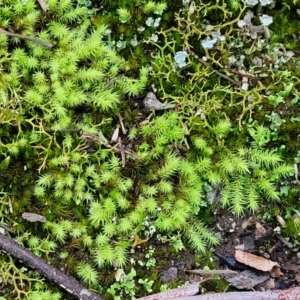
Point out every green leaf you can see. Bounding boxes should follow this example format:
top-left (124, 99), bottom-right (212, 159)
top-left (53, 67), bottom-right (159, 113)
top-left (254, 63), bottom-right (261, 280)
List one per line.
top-left (268, 94), bottom-right (285, 106)
top-left (282, 83), bottom-right (293, 96)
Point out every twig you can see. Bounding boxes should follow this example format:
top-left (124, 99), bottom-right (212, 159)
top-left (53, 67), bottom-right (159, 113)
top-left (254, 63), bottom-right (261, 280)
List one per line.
top-left (0, 233), bottom-right (103, 300)
top-left (136, 282), bottom-right (199, 300)
top-left (45, 128), bottom-right (82, 133)
top-left (187, 48), bottom-right (239, 86)
top-left (37, 0), bottom-right (49, 12)
top-left (104, 79), bottom-right (114, 89)
top-left (165, 286), bottom-right (300, 300)
top-left (0, 28), bottom-right (53, 49)
top-left (186, 269), bottom-right (238, 277)
top-left (81, 133), bottom-right (138, 159)
top-left (225, 69), bottom-right (259, 82)
top-left (118, 114), bottom-right (127, 134)
top-left (276, 235), bottom-right (294, 249)
top-left (118, 137), bottom-right (126, 167)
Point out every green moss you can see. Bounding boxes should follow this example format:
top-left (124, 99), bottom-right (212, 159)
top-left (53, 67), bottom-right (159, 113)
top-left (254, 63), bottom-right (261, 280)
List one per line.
top-left (0, 0), bottom-right (300, 298)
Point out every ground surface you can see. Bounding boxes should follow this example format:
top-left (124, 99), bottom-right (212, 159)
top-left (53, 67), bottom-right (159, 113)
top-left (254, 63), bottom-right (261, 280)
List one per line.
top-left (148, 206), bottom-right (300, 295)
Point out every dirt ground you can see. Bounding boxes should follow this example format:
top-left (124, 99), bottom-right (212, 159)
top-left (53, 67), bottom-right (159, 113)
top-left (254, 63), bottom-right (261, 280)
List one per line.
top-left (211, 209), bottom-right (300, 290)
top-left (148, 208), bottom-right (300, 296)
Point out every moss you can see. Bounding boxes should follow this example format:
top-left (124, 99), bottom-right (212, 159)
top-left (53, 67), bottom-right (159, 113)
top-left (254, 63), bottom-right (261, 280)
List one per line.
top-left (1, 0), bottom-right (300, 298)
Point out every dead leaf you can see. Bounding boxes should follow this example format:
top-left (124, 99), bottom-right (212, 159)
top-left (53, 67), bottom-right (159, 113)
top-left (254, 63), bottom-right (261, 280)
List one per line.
top-left (235, 250), bottom-right (282, 277)
top-left (37, 0), bottom-right (49, 12)
top-left (139, 119), bottom-right (149, 126)
top-left (255, 278), bottom-right (275, 291)
top-left (255, 221), bottom-right (267, 235)
top-left (226, 269), bottom-right (269, 290)
top-left (242, 217), bottom-right (267, 236)
top-left (235, 236), bottom-right (255, 251)
top-left (269, 265), bottom-right (283, 278)
top-left (276, 215), bottom-right (287, 228)
top-left (242, 216), bottom-right (256, 229)
top-left (111, 127), bottom-right (119, 143)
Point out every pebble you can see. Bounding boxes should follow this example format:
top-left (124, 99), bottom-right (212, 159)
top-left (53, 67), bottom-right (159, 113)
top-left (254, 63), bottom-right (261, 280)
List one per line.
top-left (231, 221), bottom-right (236, 229)
top-left (159, 267), bottom-right (178, 283)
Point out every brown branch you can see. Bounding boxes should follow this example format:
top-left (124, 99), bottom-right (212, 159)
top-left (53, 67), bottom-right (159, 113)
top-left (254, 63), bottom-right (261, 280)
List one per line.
top-left (0, 28), bottom-right (53, 49)
top-left (118, 114), bottom-right (127, 135)
top-left (45, 128), bottom-right (82, 134)
top-left (167, 286), bottom-right (300, 300)
top-left (186, 269), bottom-right (238, 277)
top-left (225, 68), bottom-right (259, 82)
top-left (137, 282), bottom-right (200, 300)
top-left (0, 233), bottom-right (103, 300)
top-left (81, 133), bottom-right (139, 159)
top-left (118, 137), bottom-right (126, 167)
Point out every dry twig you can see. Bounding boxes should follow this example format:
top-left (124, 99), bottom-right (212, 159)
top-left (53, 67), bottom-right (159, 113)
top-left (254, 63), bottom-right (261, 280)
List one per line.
top-left (118, 114), bottom-right (127, 134)
top-left (225, 68), bottom-right (259, 82)
top-left (0, 233), bottom-right (103, 300)
top-left (187, 48), bottom-right (239, 86)
top-left (186, 269), bottom-right (238, 277)
top-left (0, 28), bottom-right (53, 48)
top-left (118, 137), bottom-right (126, 167)
top-left (166, 286), bottom-right (300, 300)
top-left (137, 282), bottom-right (199, 300)
top-left (80, 133), bottom-right (138, 165)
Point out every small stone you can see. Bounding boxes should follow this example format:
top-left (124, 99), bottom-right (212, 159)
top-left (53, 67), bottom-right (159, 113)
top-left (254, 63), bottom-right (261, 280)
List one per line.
top-left (159, 267), bottom-right (178, 283)
top-left (242, 82), bottom-right (249, 91)
top-left (215, 232), bottom-right (222, 240)
top-left (231, 222), bottom-right (236, 229)
top-left (143, 92), bottom-right (175, 111)
top-left (216, 223), bottom-right (224, 231)
top-left (22, 212), bottom-right (47, 223)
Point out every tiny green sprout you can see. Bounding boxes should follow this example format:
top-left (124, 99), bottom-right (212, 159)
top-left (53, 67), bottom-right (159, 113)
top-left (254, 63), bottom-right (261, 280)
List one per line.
top-left (59, 252), bottom-right (69, 259)
top-left (145, 246), bottom-right (154, 259)
top-left (117, 7), bottom-right (131, 23)
top-left (108, 268), bottom-right (137, 298)
top-left (146, 258), bottom-right (156, 268)
top-left (138, 278), bottom-right (154, 293)
top-left (154, 3), bottom-right (167, 15)
top-left (169, 236), bottom-right (185, 252)
top-left (76, 262), bottom-right (99, 285)
top-left (144, 1), bottom-right (156, 13)
top-left (160, 284), bottom-right (169, 292)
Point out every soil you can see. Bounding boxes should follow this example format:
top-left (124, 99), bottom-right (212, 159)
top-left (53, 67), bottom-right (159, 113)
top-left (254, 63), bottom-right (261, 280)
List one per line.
top-left (211, 209), bottom-right (300, 291)
top-left (148, 207), bottom-right (300, 296)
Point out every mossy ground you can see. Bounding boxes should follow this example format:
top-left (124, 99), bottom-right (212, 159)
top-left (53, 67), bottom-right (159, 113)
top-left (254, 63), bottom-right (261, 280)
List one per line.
top-left (1, 0), bottom-right (300, 299)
